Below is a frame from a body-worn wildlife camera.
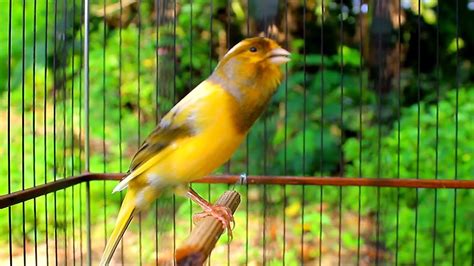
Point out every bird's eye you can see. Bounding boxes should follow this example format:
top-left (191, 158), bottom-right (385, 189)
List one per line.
top-left (249, 46), bottom-right (257, 52)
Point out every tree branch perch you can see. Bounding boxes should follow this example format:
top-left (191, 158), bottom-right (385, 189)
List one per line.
top-left (172, 190), bottom-right (241, 266)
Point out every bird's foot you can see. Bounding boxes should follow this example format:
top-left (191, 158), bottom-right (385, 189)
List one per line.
top-left (193, 204), bottom-right (234, 239)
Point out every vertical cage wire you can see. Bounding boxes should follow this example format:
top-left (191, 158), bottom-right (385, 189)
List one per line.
top-left (101, 0), bottom-right (108, 256)
top-left (300, 0), bottom-right (307, 263)
top-left (431, 0), bottom-right (440, 262)
top-left (79, 1), bottom-right (85, 264)
top-left (32, 0), bottom-right (38, 263)
top-left (395, 0), bottom-right (402, 264)
top-left (173, 0), bottom-right (178, 262)
top-left (453, 0), bottom-right (460, 264)
top-left (282, 0), bottom-right (289, 264)
top-left (21, 1), bottom-right (27, 264)
top-left (118, 0), bottom-right (125, 263)
top-left (319, 1), bottom-right (325, 265)
top-left (70, 1), bottom-right (77, 263)
top-left (83, 0), bottom-right (92, 265)
top-left (136, 1), bottom-right (143, 264)
top-left (7, 0), bottom-right (13, 264)
top-left (245, 3), bottom-right (250, 264)
top-left (357, 0), bottom-right (364, 263)
top-left (155, 0), bottom-right (165, 252)
top-left (337, 0), bottom-right (344, 264)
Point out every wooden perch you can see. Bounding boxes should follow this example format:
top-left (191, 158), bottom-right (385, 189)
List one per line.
top-left (173, 190), bottom-right (241, 266)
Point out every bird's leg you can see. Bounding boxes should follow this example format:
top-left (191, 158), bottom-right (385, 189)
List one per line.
top-left (186, 187), bottom-right (234, 238)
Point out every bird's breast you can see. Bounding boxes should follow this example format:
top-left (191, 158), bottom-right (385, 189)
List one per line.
top-left (146, 82), bottom-right (246, 183)
top-left (209, 68), bottom-right (281, 133)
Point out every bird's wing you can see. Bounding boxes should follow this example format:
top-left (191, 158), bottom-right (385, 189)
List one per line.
top-left (129, 117), bottom-right (192, 172)
top-left (113, 82), bottom-right (216, 192)
top-left (129, 83), bottom-right (217, 172)
top-left (114, 109), bottom-right (194, 191)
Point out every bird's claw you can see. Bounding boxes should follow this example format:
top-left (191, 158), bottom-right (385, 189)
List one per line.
top-left (193, 205), bottom-right (235, 239)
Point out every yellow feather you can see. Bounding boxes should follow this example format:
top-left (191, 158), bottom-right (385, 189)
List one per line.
top-left (100, 189), bottom-right (137, 265)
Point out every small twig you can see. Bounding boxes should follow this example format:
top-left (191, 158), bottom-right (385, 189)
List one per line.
top-left (173, 190), bottom-right (241, 266)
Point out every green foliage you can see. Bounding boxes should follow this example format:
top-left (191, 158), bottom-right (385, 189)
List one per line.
top-left (263, 43), bottom-right (376, 176)
top-left (343, 88), bottom-right (474, 264)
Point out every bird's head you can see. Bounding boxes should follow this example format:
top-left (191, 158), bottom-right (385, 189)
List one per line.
top-left (211, 37), bottom-right (290, 97)
top-left (219, 37), bottom-right (291, 66)
top-left (209, 37), bottom-right (290, 132)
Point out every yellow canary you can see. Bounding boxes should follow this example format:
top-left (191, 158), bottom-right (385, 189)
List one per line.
top-left (100, 37), bottom-right (290, 265)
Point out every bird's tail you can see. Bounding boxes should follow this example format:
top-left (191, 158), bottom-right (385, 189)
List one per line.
top-left (100, 190), bottom-right (137, 265)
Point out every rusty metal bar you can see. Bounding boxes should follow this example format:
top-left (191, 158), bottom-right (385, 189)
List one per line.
top-left (0, 175), bottom-right (82, 209)
top-left (197, 175), bottom-right (474, 189)
top-left (2, 173), bottom-right (474, 209)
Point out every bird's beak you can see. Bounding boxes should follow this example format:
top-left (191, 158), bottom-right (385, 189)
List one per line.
top-left (267, 47), bottom-right (291, 65)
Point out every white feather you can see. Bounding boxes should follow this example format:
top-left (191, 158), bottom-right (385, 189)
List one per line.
top-left (112, 173), bottom-right (135, 193)
top-left (147, 173), bottom-right (165, 188)
top-left (135, 190), bottom-right (146, 207)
